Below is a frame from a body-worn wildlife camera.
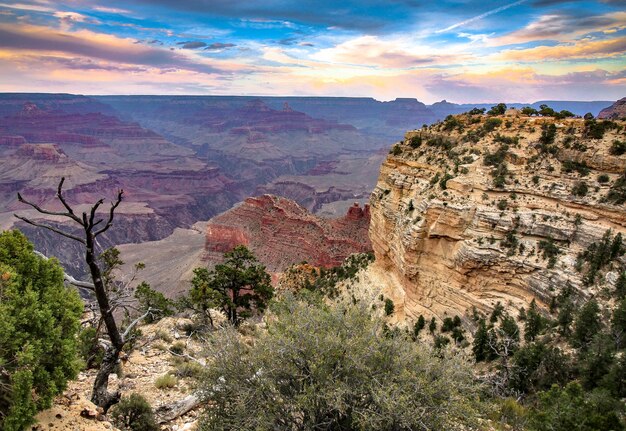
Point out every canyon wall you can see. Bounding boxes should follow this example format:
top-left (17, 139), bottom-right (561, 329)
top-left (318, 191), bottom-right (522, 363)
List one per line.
top-left (368, 112), bottom-right (626, 322)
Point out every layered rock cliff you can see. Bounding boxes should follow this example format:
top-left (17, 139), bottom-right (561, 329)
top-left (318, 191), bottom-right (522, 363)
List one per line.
top-left (368, 112), bottom-right (626, 322)
top-left (598, 97), bottom-right (626, 120)
top-left (204, 195), bottom-right (371, 272)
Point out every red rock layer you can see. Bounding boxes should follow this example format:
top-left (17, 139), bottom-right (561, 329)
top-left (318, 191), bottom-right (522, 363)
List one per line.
top-left (203, 195), bottom-right (371, 272)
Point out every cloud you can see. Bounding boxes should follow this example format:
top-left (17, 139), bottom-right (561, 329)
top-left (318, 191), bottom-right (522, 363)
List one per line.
top-left (312, 35), bottom-right (471, 68)
top-left (92, 6), bottom-right (131, 14)
top-left (494, 11), bottom-right (626, 45)
top-left (0, 23), bottom-right (228, 74)
top-left (498, 36), bottom-right (626, 61)
top-left (204, 42), bottom-right (236, 50)
top-left (54, 11), bottom-right (101, 31)
top-left (178, 41), bottom-right (207, 49)
top-left (0, 2), bottom-right (53, 12)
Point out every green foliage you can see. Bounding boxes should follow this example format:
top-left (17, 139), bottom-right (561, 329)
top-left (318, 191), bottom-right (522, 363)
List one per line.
top-left (383, 298), bottom-right (394, 316)
top-left (577, 230), bottom-right (624, 286)
top-left (110, 393), bottom-right (158, 431)
top-left (562, 160), bottom-right (590, 176)
top-left (443, 114), bottom-right (462, 131)
top-left (538, 237), bottom-right (561, 269)
top-left (610, 140), bottom-right (626, 156)
top-left (413, 315), bottom-right (425, 338)
top-left (390, 144), bottom-right (402, 156)
top-left (473, 318), bottom-right (491, 362)
top-left (585, 119), bottom-right (617, 139)
top-left (572, 300), bottom-right (602, 349)
top-left (484, 144), bottom-right (509, 167)
top-left (466, 107), bottom-right (486, 115)
top-left (615, 271), bottom-right (626, 299)
top-left (538, 104), bottom-right (555, 117)
top-left (521, 106), bottom-right (538, 116)
top-left (539, 123), bottom-right (557, 153)
top-left (78, 326), bottom-right (105, 369)
top-left (597, 174), bottom-right (610, 183)
top-left (429, 316), bottom-right (437, 333)
top-left (154, 373), bottom-right (177, 389)
top-left (529, 383), bottom-right (625, 431)
top-left (0, 230), bottom-right (83, 431)
top-left (198, 295), bottom-right (484, 430)
top-left (298, 253), bottom-right (374, 298)
top-left (134, 281), bottom-right (175, 323)
top-left (607, 171), bottom-right (626, 204)
top-left (524, 300), bottom-right (545, 342)
top-left (190, 246), bottom-right (273, 326)
top-left (439, 172), bottom-right (454, 189)
top-left (407, 134), bottom-right (422, 148)
top-left (510, 342), bottom-right (571, 394)
top-left (484, 117), bottom-right (503, 132)
top-left (572, 181), bottom-right (588, 197)
top-left (487, 103), bottom-right (507, 116)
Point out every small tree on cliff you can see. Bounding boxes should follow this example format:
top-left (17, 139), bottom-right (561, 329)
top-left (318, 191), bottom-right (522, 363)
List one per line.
top-left (190, 245), bottom-right (273, 326)
top-left (14, 178), bottom-right (150, 412)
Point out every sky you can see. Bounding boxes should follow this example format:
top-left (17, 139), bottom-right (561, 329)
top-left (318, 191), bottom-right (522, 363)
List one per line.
top-left (0, 0), bottom-right (624, 103)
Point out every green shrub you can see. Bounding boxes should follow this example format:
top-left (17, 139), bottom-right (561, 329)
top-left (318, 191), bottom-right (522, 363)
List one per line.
top-left (134, 282), bottom-right (175, 323)
top-left (562, 160), bottom-right (590, 176)
top-left (407, 135), bottom-right (422, 148)
top-left (154, 373), bottom-right (177, 389)
top-left (487, 103), bottom-right (507, 116)
top-left (483, 117), bottom-right (503, 132)
top-left (110, 393), bottom-right (158, 431)
top-left (384, 298), bottom-right (395, 316)
top-left (607, 171), bottom-right (626, 204)
top-left (0, 230), bottom-right (83, 431)
top-left (390, 145), bottom-right (402, 156)
top-left (173, 361), bottom-right (203, 378)
top-left (572, 181), bottom-right (588, 197)
top-left (78, 326), bottom-right (105, 369)
top-left (597, 174), bottom-right (610, 183)
top-left (610, 140), bottom-right (626, 156)
top-left (198, 296), bottom-right (484, 430)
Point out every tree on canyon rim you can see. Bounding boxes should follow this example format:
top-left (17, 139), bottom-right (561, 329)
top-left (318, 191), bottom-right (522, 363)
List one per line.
top-left (14, 178), bottom-right (148, 412)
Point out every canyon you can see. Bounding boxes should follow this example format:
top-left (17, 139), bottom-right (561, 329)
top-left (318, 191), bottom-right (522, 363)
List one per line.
top-left (118, 195), bottom-right (371, 296)
top-left (0, 93), bottom-right (616, 284)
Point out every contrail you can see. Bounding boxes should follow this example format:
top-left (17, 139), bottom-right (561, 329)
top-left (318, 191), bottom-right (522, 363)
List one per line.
top-left (436, 0), bottom-right (528, 33)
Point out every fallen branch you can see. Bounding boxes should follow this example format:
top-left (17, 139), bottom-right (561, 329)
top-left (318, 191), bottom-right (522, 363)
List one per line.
top-left (155, 394), bottom-right (201, 424)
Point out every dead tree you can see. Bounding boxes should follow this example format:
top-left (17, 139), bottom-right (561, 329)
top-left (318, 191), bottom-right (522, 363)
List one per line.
top-left (14, 177), bottom-right (144, 411)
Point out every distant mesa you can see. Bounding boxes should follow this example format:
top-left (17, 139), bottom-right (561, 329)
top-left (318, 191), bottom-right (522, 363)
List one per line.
top-left (203, 195), bottom-right (371, 272)
top-left (598, 97), bottom-right (626, 120)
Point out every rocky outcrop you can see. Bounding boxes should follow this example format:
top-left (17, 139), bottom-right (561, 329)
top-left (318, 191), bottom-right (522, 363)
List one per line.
top-left (203, 195), bottom-right (371, 272)
top-left (368, 114), bottom-right (626, 322)
top-left (598, 97), bottom-right (626, 120)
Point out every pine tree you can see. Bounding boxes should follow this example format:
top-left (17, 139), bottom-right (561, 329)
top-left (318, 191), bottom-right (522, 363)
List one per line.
top-left (0, 230), bottom-right (83, 430)
top-left (525, 299), bottom-right (544, 342)
top-left (572, 299), bottom-right (602, 349)
top-left (473, 318), bottom-right (489, 362)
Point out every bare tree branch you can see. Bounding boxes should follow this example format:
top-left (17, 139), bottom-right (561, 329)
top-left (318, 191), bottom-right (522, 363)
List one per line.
top-left (14, 214), bottom-right (86, 244)
top-left (94, 190), bottom-right (123, 237)
top-left (56, 177), bottom-right (83, 224)
top-left (122, 307), bottom-right (154, 341)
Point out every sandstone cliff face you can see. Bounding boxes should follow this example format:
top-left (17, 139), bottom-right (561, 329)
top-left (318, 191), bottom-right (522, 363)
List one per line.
top-left (369, 114), bottom-right (626, 322)
top-left (204, 195), bottom-right (371, 272)
top-left (598, 97), bottom-right (626, 120)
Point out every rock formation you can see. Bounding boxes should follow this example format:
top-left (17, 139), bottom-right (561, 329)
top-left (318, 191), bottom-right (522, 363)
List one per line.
top-left (368, 113), bottom-right (626, 322)
top-left (598, 97), bottom-right (626, 120)
top-left (203, 195), bottom-right (371, 272)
